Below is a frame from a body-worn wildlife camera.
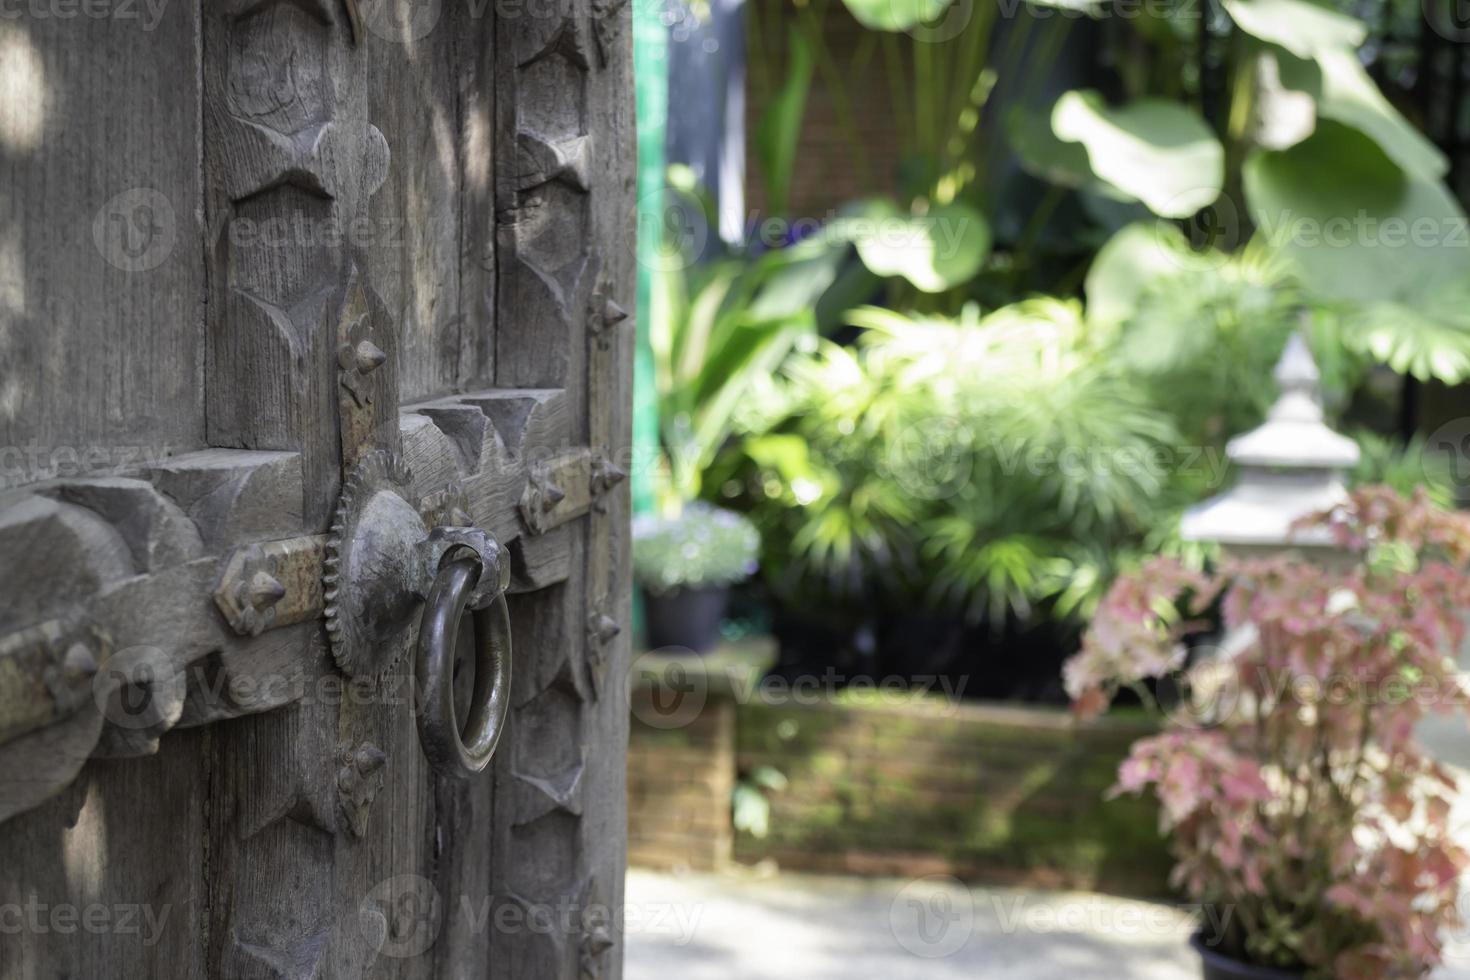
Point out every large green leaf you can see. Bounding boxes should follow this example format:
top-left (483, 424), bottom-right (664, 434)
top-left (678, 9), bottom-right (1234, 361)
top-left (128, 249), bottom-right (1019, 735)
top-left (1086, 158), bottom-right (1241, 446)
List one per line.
top-left (1224, 0), bottom-right (1444, 182)
top-left (1221, 0), bottom-right (1366, 59)
top-left (651, 241), bottom-right (839, 503)
top-left (1085, 221), bottom-right (1210, 326)
top-left (1009, 107), bottom-right (1158, 234)
top-left (752, 28), bottom-right (814, 218)
top-left (746, 237), bottom-right (848, 321)
top-left (1342, 282), bottom-right (1470, 384)
top-left (840, 0), bottom-right (952, 31)
top-left (1051, 91), bottom-right (1224, 218)
top-left (1243, 121), bottom-right (1468, 305)
top-left (838, 198), bottom-right (991, 293)
top-left (1007, 106), bottom-right (1110, 193)
top-left (1273, 49), bottom-right (1448, 181)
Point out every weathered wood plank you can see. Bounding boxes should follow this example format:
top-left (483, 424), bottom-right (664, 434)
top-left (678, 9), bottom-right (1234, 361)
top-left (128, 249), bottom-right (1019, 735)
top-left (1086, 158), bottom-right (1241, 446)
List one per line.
top-left (402, 387), bottom-right (573, 549)
top-left (200, 6), bottom-right (382, 978)
top-left (1, 0), bottom-right (633, 974)
top-left (366, 2), bottom-right (469, 403)
top-left (0, 4), bottom-right (205, 480)
top-left (580, 0), bottom-right (638, 972)
top-left (488, 0), bottom-right (634, 973)
top-left (489, 1), bottom-right (595, 973)
top-left (457, 6), bottom-right (501, 396)
top-left (202, 0), bottom-right (393, 527)
top-left (0, 729), bottom-right (209, 980)
top-left (424, 12), bottom-right (502, 976)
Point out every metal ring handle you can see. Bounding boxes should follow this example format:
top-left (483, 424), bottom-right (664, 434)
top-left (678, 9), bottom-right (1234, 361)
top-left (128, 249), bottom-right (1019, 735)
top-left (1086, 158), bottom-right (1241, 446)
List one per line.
top-left (415, 556), bottom-right (511, 778)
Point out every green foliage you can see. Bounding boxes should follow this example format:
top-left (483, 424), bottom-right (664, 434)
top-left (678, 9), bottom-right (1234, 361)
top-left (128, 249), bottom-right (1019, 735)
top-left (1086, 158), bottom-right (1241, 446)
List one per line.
top-left (1049, 92), bottom-right (1224, 218)
top-left (839, 0), bottom-right (950, 31)
top-left (1349, 430), bottom-right (1456, 509)
top-left (1093, 225), bottom-right (1311, 446)
top-left (730, 341), bottom-right (927, 602)
top-left (649, 225), bottom-right (845, 510)
top-left (718, 299), bottom-right (1191, 623)
top-left (745, 0), bottom-right (1071, 307)
top-left (706, 0), bottom-right (1466, 645)
top-left (1242, 122), bottom-right (1468, 309)
top-left (1221, 0), bottom-right (1367, 60)
top-left (732, 766), bottom-right (788, 840)
top-left (837, 198), bottom-right (991, 293)
top-left (712, 234), bottom-right (1457, 633)
top-left (1274, 48), bottom-right (1446, 181)
top-left (752, 27), bottom-right (813, 218)
top-left (746, 0), bottom-right (1470, 390)
top-left (632, 503), bottom-right (762, 595)
top-left (1335, 280), bottom-right (1470, 385)
top-left (1082, 221), bottom-right (1200, 328)
top-left (1007, 106), bottom-right (1099, 196)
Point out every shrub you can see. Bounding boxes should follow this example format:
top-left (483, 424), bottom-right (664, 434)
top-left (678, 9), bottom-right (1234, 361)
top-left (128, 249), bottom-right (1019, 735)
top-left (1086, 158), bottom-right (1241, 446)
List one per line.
top-left (718, 298), bottom-right (1189, 623)
top-left (1066, 488), bottom-right (1470, 978)
top-left (633, 503), bottom-right (761, 595)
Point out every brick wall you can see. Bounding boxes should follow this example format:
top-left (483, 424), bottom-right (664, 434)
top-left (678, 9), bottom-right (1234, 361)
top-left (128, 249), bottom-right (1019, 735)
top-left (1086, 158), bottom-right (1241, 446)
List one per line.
top-left (744, 0), bottom-right (904, 221)
top-left (627, 694), bottom-right (736, 872)
top-left (733, 699), bottom-right (1173, 896)
top-left (627, 687), bottom-right (1173, 895)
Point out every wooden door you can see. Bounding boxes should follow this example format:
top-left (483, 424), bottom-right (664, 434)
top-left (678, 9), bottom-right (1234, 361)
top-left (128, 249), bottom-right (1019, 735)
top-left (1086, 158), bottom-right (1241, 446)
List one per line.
top-left (0, 2), bottom-right (634, 977)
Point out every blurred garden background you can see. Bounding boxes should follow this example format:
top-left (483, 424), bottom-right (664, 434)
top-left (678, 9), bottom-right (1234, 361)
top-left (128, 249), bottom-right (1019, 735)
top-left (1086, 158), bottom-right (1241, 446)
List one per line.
top-left (623, 0), bottom-right (1470, 974)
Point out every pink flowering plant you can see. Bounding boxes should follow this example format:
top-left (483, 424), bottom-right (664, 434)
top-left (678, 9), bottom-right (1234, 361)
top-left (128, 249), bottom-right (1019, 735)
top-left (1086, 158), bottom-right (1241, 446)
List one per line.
top-left (1065, 488), bottom-right (1470, 978)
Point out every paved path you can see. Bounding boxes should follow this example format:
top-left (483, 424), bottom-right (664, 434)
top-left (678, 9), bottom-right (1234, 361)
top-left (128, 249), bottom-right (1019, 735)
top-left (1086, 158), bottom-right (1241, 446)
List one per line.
top-left (624, 869), bottom-right (1470, 979)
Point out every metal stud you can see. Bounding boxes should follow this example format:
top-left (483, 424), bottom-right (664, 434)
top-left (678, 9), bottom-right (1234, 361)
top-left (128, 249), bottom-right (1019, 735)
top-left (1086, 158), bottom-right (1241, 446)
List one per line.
top-left (354, 340), bottom-right (387, 374)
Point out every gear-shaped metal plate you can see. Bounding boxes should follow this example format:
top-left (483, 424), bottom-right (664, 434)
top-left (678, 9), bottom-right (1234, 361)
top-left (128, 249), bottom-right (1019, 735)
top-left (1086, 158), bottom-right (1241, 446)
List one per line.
top-left (325, 451), bottom-right (428, 677)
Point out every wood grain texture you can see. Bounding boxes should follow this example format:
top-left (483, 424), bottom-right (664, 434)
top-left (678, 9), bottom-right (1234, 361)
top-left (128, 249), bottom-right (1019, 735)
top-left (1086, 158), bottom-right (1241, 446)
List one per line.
top-left (202, 0), bottom-right (393, 527)
top-left (0, 6), bottom-right (205, 475)
top-left (0, 450), bottom-right (306, 828)
top-left (489, 0), bottom-right (634, 973)
top-left (580, 0), bottom-right (637, 970)
top-left (200, 4), bottom-right (417, 978)
top-left (491, 0), bottom-right (592, 972)
top-left (365, 2), bottom-right (470, 403)
top-left (0, 729), bottom-right (209, 980)
top-left (0, 0), bottom-right (634, 973)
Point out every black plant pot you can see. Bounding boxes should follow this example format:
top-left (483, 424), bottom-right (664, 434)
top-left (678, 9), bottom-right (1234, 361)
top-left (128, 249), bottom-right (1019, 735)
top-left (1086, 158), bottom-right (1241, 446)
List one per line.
top-left (1192, 935), bottom-right (1303, 980)
top-left (642, 585), bottom-right (730, 653)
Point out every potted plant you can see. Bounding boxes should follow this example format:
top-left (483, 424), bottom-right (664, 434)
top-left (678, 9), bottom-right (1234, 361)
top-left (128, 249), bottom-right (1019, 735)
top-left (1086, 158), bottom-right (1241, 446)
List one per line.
top-left (1065, 487), bottom-right (1470, 979)
top-left (639, 175), bottom-right (843, 652)
top-left (633, 502), bottom-right (760, 652)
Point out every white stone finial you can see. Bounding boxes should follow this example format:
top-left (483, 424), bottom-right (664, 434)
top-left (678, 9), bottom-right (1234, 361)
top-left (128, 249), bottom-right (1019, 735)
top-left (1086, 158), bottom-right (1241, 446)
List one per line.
top-left (1274, 331), bottom-right (1320, 390)
top-left (1180, 331), bottom-right (1359, 551)
top-left (1267, 332), bottom-right (1327, 426)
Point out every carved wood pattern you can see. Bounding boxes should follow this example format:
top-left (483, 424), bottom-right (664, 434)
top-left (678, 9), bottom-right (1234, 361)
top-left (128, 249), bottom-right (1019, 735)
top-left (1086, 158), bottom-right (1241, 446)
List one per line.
top-left (0, 383), bottom-right (627, 819)
top-left (200, 8), bottom-right (373, 973)
top-left (490, 0), bottom-right (634, 974)
top-left (0, 0), bottom-right (633, 973)
top-left (0, 451), bottom-right (300, 822)
top-left (204, 0), bottom-right (396, 527)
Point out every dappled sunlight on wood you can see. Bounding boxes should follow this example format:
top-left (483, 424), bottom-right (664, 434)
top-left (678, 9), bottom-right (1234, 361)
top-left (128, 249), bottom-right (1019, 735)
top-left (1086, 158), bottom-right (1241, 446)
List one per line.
top-left (60, 779), bottom-right (105, 906)
top-left (0, 25), bottom-right (45, 152)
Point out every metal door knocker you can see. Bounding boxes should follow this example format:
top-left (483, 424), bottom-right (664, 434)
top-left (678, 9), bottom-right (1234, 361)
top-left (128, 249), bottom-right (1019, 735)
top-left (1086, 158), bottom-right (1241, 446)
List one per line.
top-left (326, 451), bottom-right (513, 777)
top-left (416, 550), bottom-right (512, 777)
